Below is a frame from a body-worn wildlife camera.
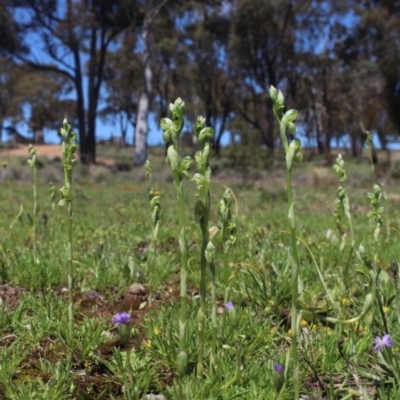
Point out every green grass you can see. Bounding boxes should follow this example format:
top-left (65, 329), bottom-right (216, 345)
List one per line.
top-left (0, 147), bottom-right (400, 399)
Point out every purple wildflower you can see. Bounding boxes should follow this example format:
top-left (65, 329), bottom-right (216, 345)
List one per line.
top-left (225, 301), bottom-right (234, 311)
top-left (374, 334), bottom-right (392, 352)
top-left (112, 312), bottom-right (131, 327)
top-left (274, 363), bottom-right (284, 373)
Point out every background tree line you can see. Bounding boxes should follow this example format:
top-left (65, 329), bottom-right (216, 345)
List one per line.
top-left (0, 0), bottom-right (399, 165)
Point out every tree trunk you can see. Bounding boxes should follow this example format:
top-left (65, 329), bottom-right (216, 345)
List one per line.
top-left (134, 32), bottom-right (151, 166)
top-left (34, 129), bottom-right (44, 144)
top-left (134, 1), bottom-right (167, 166)
top-left (134, 90), bottom-right (150, 166)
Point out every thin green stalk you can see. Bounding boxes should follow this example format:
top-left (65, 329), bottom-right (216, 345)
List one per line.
top-left (391, 260), bottom-right (400, 324)
top-left (218, 189), bottom-right (236, 335)
top-left (145, 160), bottom-right (161, 309)
top-left (67, 200), bottom-right (73, 330)
top-left (49, 182), bottom-right (56, 240)
top-left (28, 144), bottom-right (37, 264)
top-left (59, 119), bottom-right (77, 337)
top-left (285, 137), bottom-right (300, 400)
top-left (206, 241), bottom-right (217, 368)
top-left (270, 86), bottom-right (302, 399)
top-left (221, 302), bottom-right (240, 390)
top-left (177, 180), bottom-right (189, 354)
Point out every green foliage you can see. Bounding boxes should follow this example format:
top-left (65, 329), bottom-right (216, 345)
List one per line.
top-left (4, 118), bottom-right (400, 399)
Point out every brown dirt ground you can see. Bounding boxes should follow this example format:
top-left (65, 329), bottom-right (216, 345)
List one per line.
top-left (1, 144), bottom-right (115, 166)
top-left (0, 282), bottom-right (181, 399)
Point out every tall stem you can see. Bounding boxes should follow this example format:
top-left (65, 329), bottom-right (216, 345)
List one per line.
top-left (67, 198), bottom-right (73, 333)
top-left (286, 167), bottom-right (299, 399)
top-left (270, 86), bottom-right (302, 399)
top-left (59, 119), bottom-right (77, 339)
top-left (206, 241), bottom-right (217, 368)
top-left (33, 162), bottom-right (37, 261)
top-left (177, 178), bottom-right (188, 355)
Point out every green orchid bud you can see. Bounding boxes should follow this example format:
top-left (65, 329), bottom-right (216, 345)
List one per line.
top-left (282, 109), bottom-right (299, 125)
top-left (294, 151), bottom-right (303, 163)
top-left (167, 146), bottom-right (179, 171)
top-left (228, 221), bottom-right (237, 243)
top-left (150, 195), bottom-right (161, 208)
top-left (198, 127), bottom-right (214, 146)
top-left (179, 156), bottom-right (193, 174)
top-left (193, 173), bottom-right (205, 189)
top-left (287, 122), bottom-right (296, 135)
top-left (269, 85), bottom-right (278, 102)
top-left (277, 90), bottom-right (284, 105)
top-left (205, 241), bottom-right (216, 264)
top-left (168, 98), bottom-right (185, 143)
top-left (194, 116), bottom-right (206, 137)
top-left (223, 188), bottom-right (232, 207)
top-left (160, 117), bottom-right (173, 132)
top-left (170, 97), bottom-right (185, 115)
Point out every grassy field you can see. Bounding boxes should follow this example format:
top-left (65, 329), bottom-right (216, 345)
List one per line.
top-left (0, 143), bottom-right (400, 399)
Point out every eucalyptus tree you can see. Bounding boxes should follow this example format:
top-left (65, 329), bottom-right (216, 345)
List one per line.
top-left (228, 0), bottom-right (301, 152)
top-left (133, 0), bottom-right (169, 166)
top-left (9, 0), bottom-right (140, 163)
top-left (13, 70), bottom-right (73, 143)
top-left (0, 0), bottom-right (24, 56)
top-left (355, 0), bottom-right (400, 137)
top-left (339, 0), bottom-right (400, 153)
top-left (0, 58), bottom-right (24, 143)
top-left (182, 4), bottom-right (236, 155)
top-left (101, 34), bottom-right (142, 145)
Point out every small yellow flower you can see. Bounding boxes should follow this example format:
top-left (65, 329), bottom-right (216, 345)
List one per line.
top-left (1, 161), bottom-right (7, 168)
top-left (383, 306), bottom-right (390, 314)
top-left (153, 190), bottom-right (161, 196)
top-left (145, 340), bottom-right (152, 348)
top-left (264, 306), bottom-right (271, 314)
top-left (270, 327), bottom-right (275, 334)
top-left (311, 324), bottom-right (317, 331)
top-left (342, 298), bottom-right (351, 306)
top-left (300, 319), bottom-right (308, 327)
top-left (268, 299), bottom-right (275, 306)
top-left (288, 329), bottom-right (292, 336)
top-left (153, 327), bottom-right (161, 335)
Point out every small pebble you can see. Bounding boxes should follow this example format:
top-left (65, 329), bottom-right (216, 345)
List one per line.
top-left (128, 283), bottom-right (146, 296)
